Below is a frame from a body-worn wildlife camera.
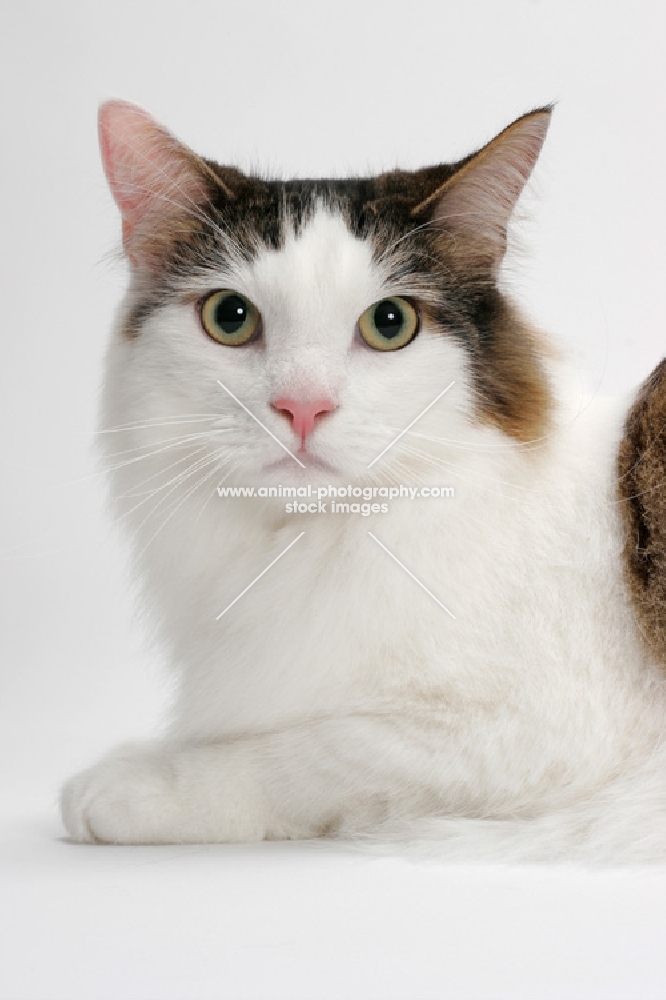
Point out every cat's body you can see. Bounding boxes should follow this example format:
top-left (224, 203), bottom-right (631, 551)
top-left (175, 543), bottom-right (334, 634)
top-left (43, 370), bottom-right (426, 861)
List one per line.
top-left (61, 102), bottom-right (666, 861)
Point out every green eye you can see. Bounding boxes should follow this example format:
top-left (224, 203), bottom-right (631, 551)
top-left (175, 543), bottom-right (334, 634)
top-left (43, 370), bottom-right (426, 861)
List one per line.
top-left (358, 297), bottom-right (419, 351)
top-left (200, 290), bottom-right (261, 346)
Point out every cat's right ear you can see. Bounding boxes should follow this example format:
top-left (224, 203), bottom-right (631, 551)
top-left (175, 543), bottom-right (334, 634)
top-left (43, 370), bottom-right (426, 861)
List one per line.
top-left (98, 101), bottom-right (229, 268)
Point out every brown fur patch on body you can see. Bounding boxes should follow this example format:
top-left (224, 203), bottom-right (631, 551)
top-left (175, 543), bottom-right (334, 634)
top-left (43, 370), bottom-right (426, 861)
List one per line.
top-left (618, 358), bottom-right (666, 662)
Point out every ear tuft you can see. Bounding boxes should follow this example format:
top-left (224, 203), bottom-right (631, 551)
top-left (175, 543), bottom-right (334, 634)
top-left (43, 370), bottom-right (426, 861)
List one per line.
top-left (412, 107), bottom-right (553, 271)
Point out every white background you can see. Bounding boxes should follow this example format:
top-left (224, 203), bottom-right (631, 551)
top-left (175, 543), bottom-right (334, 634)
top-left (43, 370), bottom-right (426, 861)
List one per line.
top-left (2, 1), bottom-right (666, 997)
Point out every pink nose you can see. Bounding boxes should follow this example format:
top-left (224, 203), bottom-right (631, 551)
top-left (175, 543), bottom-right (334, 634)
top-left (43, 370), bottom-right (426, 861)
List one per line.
top-left (271, 397), bottom-right (337, 446)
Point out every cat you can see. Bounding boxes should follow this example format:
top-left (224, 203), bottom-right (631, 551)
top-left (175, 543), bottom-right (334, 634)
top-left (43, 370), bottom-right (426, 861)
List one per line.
top-left (60, 100), bottom-right (666, 862)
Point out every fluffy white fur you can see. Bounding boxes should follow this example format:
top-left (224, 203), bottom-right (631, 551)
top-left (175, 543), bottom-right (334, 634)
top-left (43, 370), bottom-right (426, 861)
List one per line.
top-left (61, 116), bottom-right (666, 862)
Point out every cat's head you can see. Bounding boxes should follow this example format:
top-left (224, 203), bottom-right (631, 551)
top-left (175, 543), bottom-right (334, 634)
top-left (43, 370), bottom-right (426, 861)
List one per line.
top-left (99, 101), bottom-right (552, 490)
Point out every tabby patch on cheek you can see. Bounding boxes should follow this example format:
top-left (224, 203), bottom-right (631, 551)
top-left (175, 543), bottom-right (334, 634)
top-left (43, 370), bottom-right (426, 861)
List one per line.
top-left (618, 358), bottom-right (666, 664)
top-left (466, 293), bottom-right (553, 444)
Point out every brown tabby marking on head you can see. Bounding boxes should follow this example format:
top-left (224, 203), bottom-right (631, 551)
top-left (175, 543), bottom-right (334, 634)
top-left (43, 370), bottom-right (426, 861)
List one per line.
top-left (618, 358), bottom-right (666, 663)
top-left (468, 297), bottom-right (553, 444)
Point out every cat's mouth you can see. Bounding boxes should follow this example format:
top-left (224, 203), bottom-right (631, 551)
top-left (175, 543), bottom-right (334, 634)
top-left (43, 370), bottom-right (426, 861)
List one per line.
top-left (265, 451), bottom-right (336, 474)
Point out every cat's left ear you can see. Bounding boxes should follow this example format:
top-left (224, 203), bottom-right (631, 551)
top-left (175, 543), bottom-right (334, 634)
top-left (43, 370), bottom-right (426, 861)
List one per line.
top-left (412, 107), bottom-right (552, 272)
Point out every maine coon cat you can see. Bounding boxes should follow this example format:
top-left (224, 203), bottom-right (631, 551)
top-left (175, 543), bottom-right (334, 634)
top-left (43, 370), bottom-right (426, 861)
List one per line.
top-left (61, 100), bottom-right (666, 861)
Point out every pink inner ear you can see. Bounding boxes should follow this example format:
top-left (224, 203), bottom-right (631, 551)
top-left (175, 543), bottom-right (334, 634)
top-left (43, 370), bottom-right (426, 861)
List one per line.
top-left (98, 100), bottom-right (208, 263)
top-left (432, 110), bottom-right (551, 262)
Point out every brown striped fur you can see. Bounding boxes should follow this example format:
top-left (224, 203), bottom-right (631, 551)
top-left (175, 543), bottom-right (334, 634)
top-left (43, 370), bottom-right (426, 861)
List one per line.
top-left (618, 358), bottom-right (666, 662)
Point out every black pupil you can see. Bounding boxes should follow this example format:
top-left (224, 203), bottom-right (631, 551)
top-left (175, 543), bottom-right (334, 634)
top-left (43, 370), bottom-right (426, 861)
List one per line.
top-left (374, 299), bottom-right (404, 339)
top-left (215, 294), bottom-right (247, 334)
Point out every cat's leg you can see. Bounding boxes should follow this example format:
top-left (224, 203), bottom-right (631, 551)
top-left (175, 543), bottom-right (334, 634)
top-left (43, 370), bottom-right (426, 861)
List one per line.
top-left (59, 718), bottom-right (666, 859)
top-left (60, 715), bottom-right (441, 844)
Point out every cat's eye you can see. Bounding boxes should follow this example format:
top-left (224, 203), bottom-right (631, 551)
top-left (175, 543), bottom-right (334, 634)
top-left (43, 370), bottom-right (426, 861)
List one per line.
top-left (357, 297), bottom-right (419, 351)
top-left (200, 290), bottom-right (261, 346)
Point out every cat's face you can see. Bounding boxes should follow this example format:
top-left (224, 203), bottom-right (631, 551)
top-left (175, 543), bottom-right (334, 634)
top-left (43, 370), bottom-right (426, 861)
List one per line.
top-left (100, 102), bottom-right (552, 490)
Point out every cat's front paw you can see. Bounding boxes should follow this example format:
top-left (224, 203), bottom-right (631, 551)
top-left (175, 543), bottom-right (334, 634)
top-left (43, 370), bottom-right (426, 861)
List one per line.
top-left (60, 743), bottom-right (178, 844)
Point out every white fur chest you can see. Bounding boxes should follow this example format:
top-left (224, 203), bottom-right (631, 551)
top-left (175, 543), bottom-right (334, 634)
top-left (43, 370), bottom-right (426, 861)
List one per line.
top-left (115, 385), bottom-right (664, 816)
